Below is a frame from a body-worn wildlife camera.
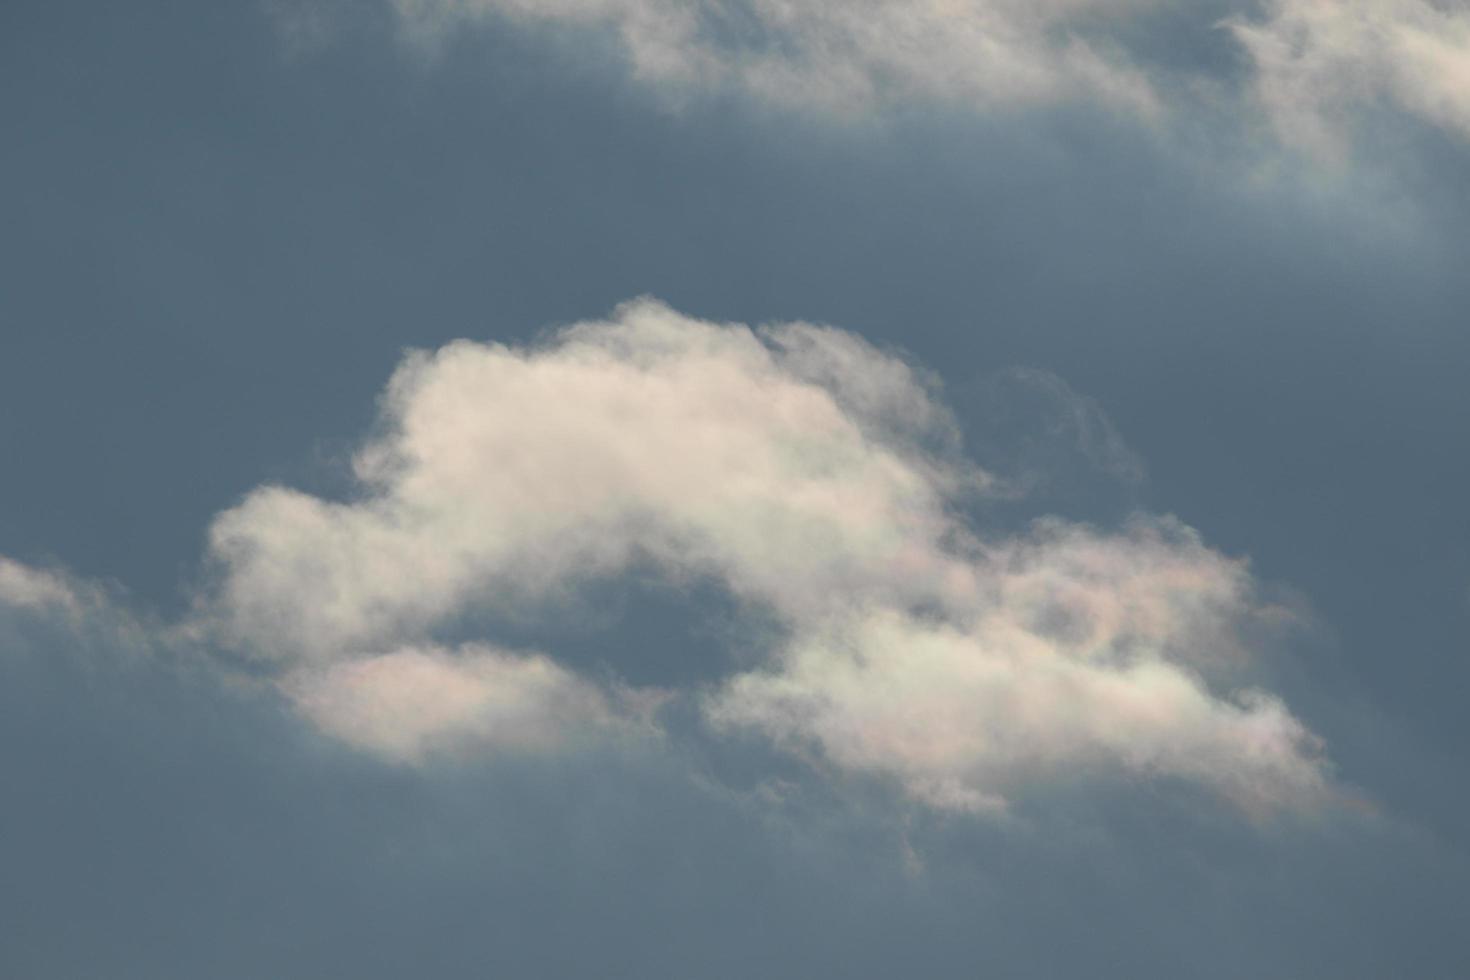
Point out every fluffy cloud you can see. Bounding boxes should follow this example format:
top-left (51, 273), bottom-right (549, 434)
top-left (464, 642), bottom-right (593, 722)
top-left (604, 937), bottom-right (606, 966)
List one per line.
top-left (208, 299), bottom-right (975, 660)
top-left (709, 594), bottom-right (1321, 816)
top-left (201, 298), bottom-right (1328, 814)
top-left (709, 517), bottom-right (1324, 815)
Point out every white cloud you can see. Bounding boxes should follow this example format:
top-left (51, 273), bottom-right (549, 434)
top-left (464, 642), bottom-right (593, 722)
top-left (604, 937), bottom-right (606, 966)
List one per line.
top-left (1230, 0), bottom-right (1470, 156)
top-left (0, 556), bottom-right (83, 613)
top-left (262, 0), bottom-right (1470, 163)
top-left (386, 0), bottom-right (1166, 118)
top-left (282, 644), bottom-right (640, 761)
top-left (707, 525), bottom-right (1325, 816)
top-left (202, 298), bottom-right (1329, 814)
top-left (207, 298), bottom-right (978, 661)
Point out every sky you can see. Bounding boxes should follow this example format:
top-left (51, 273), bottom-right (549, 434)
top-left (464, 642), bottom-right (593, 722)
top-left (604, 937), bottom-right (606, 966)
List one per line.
top-left (3, 0), bottom-right (1470, 976)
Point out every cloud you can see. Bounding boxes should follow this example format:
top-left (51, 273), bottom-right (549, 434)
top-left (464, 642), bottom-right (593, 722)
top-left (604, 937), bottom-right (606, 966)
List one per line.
top-left (708, 517), bottom-right (1325, 816)
top-left (385, 0), bottom-right (1168, 117)
top-left (709, 596), bottom-right (1322, 816)
top-left (263, 0), bottom-right (1470, 168)
top-left (1229, 0), bottom-right (1470, 156)
top-left (200, 298), bottom-right (1328, 814)
top-left (0, 555), bottom-right (153, 653)
top-left (282, 644), bottom-right (648, 761)
top-left (205, 298), bottom-right (980, 664)
top-left (0, 556), bottom-right (83, 613)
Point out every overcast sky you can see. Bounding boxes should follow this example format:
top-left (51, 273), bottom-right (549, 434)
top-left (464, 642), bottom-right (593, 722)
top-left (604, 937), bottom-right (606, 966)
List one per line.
top-left (4, 1), bottom-right (1470, 976)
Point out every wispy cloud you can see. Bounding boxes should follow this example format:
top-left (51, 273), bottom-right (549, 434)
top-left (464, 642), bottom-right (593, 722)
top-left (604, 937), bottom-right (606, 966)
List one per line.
top-left (275, 0), bottom-right (1470, 166)
top-left (1229, 0), bottom-right (1470, 156)
top-left (387, 0), bottom-right (1168, 117)
top-left (0, 557), bottom-right (84, 614)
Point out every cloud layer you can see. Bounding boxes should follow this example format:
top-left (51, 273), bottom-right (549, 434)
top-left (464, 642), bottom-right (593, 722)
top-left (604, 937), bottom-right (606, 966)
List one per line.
top-left (199, 298), bottom-right (1327, 813)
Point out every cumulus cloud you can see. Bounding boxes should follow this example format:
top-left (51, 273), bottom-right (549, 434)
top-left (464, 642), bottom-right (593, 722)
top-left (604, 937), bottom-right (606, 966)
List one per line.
top-left (710, 517), bottom-right (1325, 815)
top-left (208, 299), bottom-right (975, 661)
top-left (200, 298), bottom-right (1328, 814)
top-left (708, 562), bottom-right (1321, 816)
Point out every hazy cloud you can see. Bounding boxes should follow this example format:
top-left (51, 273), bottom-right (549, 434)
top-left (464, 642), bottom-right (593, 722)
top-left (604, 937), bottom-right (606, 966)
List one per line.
top-left (262, 0), bottom-right (1470, 167)
top-left (1230, 0), bottom-right (1470, 156)
top-left (386, 0), bottom-right (1167, 117)
top-left (0, 557), bottom-right (83, 613)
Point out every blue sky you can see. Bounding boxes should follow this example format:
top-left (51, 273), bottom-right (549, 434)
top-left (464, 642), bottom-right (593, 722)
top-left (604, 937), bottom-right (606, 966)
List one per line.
top-left (3, 1), bottom-right (1470, 976)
